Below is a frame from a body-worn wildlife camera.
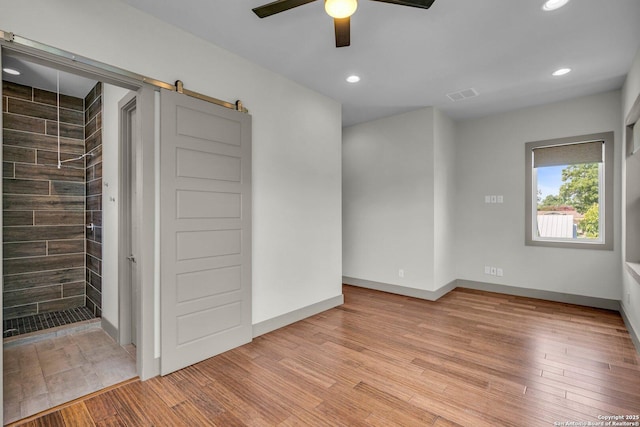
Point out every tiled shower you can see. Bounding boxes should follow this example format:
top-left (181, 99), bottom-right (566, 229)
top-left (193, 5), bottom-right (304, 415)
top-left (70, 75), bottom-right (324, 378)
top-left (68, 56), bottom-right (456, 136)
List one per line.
top-left (2, 80), bottom-right (104, 337)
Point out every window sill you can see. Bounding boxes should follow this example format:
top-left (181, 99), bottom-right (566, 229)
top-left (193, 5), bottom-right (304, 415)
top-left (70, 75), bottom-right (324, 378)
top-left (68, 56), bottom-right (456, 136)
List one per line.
top-left (625, 262), bottom-right (640, 285)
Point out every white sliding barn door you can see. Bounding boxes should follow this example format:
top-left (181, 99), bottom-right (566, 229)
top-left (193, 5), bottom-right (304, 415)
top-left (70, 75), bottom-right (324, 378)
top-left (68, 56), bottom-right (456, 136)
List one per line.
top-left (160, 89), bottom-right (252, 375)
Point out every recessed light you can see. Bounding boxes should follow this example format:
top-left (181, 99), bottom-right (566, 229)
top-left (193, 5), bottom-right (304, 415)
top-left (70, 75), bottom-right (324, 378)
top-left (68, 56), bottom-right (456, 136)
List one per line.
top-left (542, 0), bottom-right (569, 11)
top-left (552, 68), bottom-right (571, 76)
top-left (2, 67), bottom-right (21, 76)
top-left (346, 75), bottom-right (360, 83)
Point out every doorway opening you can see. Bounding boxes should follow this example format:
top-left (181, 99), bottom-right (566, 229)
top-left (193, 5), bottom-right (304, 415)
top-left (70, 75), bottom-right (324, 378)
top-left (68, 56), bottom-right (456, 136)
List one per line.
top-left (2, 54), bottom-right (138, 423)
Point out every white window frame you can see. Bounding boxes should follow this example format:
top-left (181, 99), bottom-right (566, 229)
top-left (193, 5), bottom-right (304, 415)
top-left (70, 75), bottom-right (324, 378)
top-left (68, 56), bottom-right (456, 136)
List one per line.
top-left (525, 132), bottom-right (614, 250)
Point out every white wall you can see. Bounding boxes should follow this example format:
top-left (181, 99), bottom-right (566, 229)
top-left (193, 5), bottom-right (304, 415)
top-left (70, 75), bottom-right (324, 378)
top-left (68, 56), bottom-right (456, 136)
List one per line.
top-left (455, 90), bottom-right (622, 300)
top-left (1, 0), bottom-right (342, 326)
top-left (343, 107), bottom-right (457, 292)
top-left (621, 47), bottom-right (640, 340)
top-left (433, 110), bottom-right (457, 289)
top-left (101, 84), bottom-right (132, 330)
top-left (343, 108), bottom-right (434, 289)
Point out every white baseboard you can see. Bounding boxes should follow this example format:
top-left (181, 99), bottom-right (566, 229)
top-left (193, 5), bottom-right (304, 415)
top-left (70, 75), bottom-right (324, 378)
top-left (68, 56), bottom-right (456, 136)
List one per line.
top-left (252, 294), bottom-right (344, 338)
top-left (101, 317), bottom-right (119, 342)
top-left (621, 305), bottom-right (640, 354)
top-left (457, 279), bottom-right (620, 311)
top-left (342, 276), bottom-right (457, 301)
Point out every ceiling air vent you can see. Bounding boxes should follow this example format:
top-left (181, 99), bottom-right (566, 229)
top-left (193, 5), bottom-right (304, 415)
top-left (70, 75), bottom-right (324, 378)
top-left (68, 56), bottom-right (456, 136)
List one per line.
top-left (446, 88), bottom-right (479, 102)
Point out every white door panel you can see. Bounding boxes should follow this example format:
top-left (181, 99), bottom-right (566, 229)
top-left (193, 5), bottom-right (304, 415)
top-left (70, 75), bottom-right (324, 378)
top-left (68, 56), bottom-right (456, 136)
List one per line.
top-left (160, 89), bottom-right (251, 375)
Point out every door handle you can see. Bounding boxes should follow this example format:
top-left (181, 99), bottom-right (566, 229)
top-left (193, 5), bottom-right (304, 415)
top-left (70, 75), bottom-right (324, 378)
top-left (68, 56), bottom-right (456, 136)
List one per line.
top-left (127, 255), bottom-right (137, 263)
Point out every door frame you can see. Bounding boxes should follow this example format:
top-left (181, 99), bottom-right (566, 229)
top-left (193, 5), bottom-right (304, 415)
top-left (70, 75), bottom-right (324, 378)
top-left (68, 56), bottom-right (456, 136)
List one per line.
top-left (118, 92), bottom-right (137, 347)
top-left (0, 43), bottom-right (159, 382)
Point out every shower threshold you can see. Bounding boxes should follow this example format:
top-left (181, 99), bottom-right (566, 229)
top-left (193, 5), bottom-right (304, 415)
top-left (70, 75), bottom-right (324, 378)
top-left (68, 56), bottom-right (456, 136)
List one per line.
top-left (3, 307), bottom-right (97, 340)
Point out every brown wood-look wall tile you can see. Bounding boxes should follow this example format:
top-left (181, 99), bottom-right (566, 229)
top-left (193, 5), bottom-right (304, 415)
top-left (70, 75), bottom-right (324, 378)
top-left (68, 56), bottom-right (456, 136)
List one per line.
top-left (4, 194), bottom-right (84, 211)
top-left (86, 284), bottom-right (101, 310)
top-left (85, 298), bottom-right (96, 316)
top-left (35, 210), bottom-right (84, 225)
top-left (3, 253), bottom-right (85, 275)
top-left (3, 225), bottom-right (85, 242)
top-left (51, 181), bottom-right (85, 196)
top-left (84, 82), bottom-right (101, 109)
top-left (39, 295), bottom-right (84, 313)
top-left (3, 129), bottom-right (85, 155)
top-left (8, 97), bottom-right (58, 120)
top-left (48, 239), bottom-right (85, 255)
top-left (85, 95), bottom-right (101, 123)
top-left (86, 145), bottom-right (102, 168)
top-left (85, 113), bottom-right (99, 139)
top-left (3, 178), bottom-right (50, 195)
top-left (3, 303), bottom-right (37, 320)
top-left (85, 82), bottom-right (103, 314)
top-left (15, 163), bottom-right (85, 181)
top-left (3, 161), bottom-right (14, 178)
top-left (3, 112), bottom-right (45, 134)
top-left (4, 284), bottom-right (62, 306)
top-left (87, 225), bottom-right (102, 243)
top-left (86, 254), bottom-right (102, 276)
top-left (86, 240), bottom-right (102, 259)
top-left (37, 150), bottom-right (85, 169)
top-left (7, 98), bottom-right (84, 125)
top-left (62, 281), bottom-right (86, 298)
top-left (2, 81), bottom-right (32, 101)
top-left (86, 178), bottom-right (101, 197)
top-left (85, 131), bottom-right (101, 153)
top-left (33, 88), bottom-right (84, 112)
top-left (86, 194), bottom-right (101, 211)
top-left (85, 211), bottom-right (102, 227)
top-left (3, 145), bottom-right (36, 164)
top-left (3, 267), bottom-right (85, 291)
top-left (3, 210), bottom-right (34, 226)
top-left (46, 121), bottom-right (84, 139)
top-left (87, 270), bottom-right (102, 292)
top-left (95, 162), bottom-right (103, 181)
top-left (3, 241), bottom-right (47, 259)
top-left (86, 164), bottom-right (95, 182)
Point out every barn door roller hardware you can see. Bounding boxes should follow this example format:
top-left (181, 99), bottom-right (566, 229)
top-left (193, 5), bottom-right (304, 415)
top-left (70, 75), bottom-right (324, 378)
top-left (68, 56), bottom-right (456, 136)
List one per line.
top-left (175, 80), bottom-right (247, 113)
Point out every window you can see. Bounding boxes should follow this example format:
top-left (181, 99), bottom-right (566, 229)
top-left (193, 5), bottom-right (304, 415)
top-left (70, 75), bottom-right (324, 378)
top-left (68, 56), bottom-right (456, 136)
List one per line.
top-left (525, 132), bottom-right (613, 250)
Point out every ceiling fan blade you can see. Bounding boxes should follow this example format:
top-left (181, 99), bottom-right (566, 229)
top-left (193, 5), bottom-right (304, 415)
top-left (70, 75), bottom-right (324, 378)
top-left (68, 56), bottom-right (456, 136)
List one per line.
top-left (334, 17), bottom-right (351, 47)
top-left (252, 0), bottom-right (318, 18)
top-left (369, 0), bottom-right (435, 9)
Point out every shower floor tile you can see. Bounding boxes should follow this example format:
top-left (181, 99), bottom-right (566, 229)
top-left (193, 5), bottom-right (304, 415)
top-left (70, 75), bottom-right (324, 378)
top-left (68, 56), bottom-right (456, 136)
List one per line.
top-left (3, 328), bottom-right (137, 424)
top-left (3, 307), bottom-right (96, 338)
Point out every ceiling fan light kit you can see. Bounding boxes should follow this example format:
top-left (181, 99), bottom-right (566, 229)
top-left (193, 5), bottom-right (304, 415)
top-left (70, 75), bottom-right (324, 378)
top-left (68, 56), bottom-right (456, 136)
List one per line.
top-left (325, 0), bottom-right (358, 18)
top-left (252, 0), bottom-right (435, 47)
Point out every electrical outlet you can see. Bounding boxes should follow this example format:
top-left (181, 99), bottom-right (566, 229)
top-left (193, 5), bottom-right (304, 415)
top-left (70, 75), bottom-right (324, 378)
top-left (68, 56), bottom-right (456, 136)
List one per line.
top-left (497, 268), bottom-right (504, 277)
top-left (490, 267), bottom-right (497, 275)
top-left (484, 266), bottom-right (491, 274)
top-left (497, 195), bottom-right (504, 204)
top-left (398, 269), bottom-right (404, 278)
top-left (490, 195), bottom-right (497, 203)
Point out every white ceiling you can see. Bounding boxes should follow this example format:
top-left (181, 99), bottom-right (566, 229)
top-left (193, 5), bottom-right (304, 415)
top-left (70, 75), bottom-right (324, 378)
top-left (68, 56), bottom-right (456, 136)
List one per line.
top-left (6, 1), bottom-right (639, 127)
top-left (119, 0), bottom-right (640, 127)
top-left (2, 55), bottom-right (98, 99)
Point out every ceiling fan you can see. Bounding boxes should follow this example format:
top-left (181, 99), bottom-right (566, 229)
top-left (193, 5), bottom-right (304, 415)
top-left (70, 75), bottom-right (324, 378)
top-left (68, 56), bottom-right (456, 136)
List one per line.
top-left (252, 0), bottom-right (436, 48)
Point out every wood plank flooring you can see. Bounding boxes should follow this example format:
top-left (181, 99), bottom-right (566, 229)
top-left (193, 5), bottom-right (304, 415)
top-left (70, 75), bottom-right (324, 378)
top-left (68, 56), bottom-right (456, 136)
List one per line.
top-left (11, 285), bottom-right (640, 426)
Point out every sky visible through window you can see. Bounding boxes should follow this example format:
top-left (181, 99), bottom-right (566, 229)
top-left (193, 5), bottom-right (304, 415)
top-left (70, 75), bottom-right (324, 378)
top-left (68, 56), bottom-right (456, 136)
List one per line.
top-left (537, 165), bottom-right (564, 199)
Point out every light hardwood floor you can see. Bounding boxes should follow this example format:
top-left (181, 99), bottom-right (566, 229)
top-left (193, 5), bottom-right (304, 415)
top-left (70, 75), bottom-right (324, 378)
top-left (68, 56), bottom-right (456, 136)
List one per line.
top-left (10, 285), bottom-right (640, 426)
